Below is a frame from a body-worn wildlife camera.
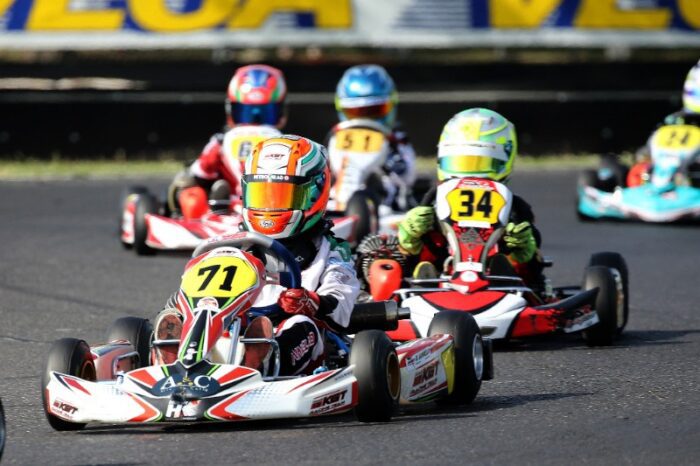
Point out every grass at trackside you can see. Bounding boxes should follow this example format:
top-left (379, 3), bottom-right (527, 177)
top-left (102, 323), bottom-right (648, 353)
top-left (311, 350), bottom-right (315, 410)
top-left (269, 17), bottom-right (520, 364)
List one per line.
top-left (0, 154), bottom-right (622, 180)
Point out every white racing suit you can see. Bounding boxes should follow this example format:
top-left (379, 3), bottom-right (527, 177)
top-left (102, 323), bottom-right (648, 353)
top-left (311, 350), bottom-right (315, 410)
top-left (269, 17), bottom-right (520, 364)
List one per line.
top-left (253, 233), bottom-right (360, 375)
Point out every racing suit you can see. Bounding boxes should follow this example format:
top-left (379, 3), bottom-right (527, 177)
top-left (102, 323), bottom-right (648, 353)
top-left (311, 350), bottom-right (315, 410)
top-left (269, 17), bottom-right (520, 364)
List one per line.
top-left (157, 220), bottom-right (360, 376)
top-left (405, 186), bottom-right (545, 290)
top-left (327, 123), bottom-right (417, 210)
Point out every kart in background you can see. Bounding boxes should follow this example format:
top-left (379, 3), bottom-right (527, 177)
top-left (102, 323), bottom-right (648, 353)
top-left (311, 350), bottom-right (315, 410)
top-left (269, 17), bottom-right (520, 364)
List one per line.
top-left (327, 119), bottom-right (418, 241)
top-left (578, 124), bottom-right (700, 222)
top-left (42, 232), bottom-right (493, 430)
top-left (363, 178), bottom-right (629, 347)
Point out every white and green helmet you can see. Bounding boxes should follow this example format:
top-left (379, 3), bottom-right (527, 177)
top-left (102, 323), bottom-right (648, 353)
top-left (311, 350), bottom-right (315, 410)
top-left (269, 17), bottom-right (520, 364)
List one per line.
top-left (437, 108), bottom-right (517, 182)
top-left (683, 60), bottom-right (700, 114)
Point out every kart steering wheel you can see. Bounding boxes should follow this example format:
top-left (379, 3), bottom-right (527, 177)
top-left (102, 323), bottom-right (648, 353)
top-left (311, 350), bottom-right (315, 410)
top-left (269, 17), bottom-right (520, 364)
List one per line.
top-left (192, 231), bottom-right (301, 289)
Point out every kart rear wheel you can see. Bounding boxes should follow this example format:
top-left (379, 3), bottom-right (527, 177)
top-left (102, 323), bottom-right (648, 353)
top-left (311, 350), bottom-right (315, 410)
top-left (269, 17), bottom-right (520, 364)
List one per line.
top-left (429, 311), bottom-right (484, 404)
top-left (106, 317), bottom-right (154, 368)
top-left (345, 190), bottom-right (379, 247)
top-left (133, 193), bottom-right (158, 256)
top-left (581, 266), bottom-right (618, 346)
top-left (41, 338), bottom-right (96, 431)
top-left (589, 252), bottom-right (629, 335)
top-left (350, 330), bottom-right (400, 422)
top-left (119, 185), bottom-right (148, 249)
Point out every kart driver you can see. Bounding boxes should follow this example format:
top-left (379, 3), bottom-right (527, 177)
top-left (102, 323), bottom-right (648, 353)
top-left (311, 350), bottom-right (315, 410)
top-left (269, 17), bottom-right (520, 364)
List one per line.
top-left (155, 135), bottom-right (361, 377)
top-left (397, 108), bottom-right (546, 289)
top-left (327, 64), bottom-right (417, 210)
top-left (628, 60), bottom-right (700, 187)
top-left (166, 64), bottom-right (287, 215)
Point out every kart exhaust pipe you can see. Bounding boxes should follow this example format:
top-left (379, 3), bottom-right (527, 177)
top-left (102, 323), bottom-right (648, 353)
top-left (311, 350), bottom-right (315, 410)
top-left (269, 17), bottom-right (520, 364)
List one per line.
top-left (346, 301), bottom-right (408, 334)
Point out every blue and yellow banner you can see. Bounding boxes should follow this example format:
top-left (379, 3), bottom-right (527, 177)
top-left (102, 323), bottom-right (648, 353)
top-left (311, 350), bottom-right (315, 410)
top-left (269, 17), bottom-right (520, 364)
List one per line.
top-left (0, 0), bottom-right (698, 48)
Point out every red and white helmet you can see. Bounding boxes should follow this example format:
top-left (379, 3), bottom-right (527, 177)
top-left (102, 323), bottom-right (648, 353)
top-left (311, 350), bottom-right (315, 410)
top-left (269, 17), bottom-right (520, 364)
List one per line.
top-left (225, 64), bottom-right (287, 128)
top-left (242, 136), bottom-right (330, 239)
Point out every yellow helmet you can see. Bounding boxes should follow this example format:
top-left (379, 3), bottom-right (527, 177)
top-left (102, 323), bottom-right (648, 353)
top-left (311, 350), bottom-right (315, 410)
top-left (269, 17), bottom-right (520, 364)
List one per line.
top-left (437, 108), bottom-right (517, 182)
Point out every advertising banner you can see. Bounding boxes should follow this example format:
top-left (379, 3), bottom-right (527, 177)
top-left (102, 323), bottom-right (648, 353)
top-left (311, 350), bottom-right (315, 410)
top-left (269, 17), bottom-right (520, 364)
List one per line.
top-left (0, 0), bottom-right (699, 49)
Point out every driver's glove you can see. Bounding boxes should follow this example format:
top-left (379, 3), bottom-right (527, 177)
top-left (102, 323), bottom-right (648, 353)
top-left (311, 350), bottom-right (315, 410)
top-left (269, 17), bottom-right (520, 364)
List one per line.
top-left (398, 206), bottom-right (435, 255)
top-left (278, 288), bottom-right (320, 318)
top-left (504, 221), bottom-right (537, 264)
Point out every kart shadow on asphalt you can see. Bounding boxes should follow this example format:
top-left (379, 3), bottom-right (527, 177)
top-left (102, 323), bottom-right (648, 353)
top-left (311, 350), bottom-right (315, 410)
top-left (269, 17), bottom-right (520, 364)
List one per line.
top-left (493, 328), bottom-right (700, 352)
top-left (77, 392), bottom-right (593, 437)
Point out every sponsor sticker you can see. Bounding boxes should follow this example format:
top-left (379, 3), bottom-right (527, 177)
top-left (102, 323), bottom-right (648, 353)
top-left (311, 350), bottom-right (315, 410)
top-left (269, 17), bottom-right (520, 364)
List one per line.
top-left (310, 389), bottom-right (349, 415)
top-left (52, 399), bottom-right (78, 419)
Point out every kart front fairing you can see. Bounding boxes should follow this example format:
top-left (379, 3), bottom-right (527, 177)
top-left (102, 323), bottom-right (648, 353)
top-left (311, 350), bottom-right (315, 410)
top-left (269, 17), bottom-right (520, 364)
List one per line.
top-left (578, 184), bottom-right (700, 222)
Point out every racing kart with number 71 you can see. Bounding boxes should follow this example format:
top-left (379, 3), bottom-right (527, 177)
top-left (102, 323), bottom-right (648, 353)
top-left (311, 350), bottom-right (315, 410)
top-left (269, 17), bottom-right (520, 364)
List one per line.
top-left (364, 178), bottom-right (629, 347)
top-left (42, 232), bottom-right (493, 430)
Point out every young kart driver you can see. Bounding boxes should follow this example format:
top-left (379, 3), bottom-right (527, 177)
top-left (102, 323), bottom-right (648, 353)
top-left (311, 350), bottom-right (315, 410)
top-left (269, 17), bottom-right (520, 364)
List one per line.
top-left (397, 108), bottom-right (546, 289)
top-left (327, 64), bottom-right (417, 210)
top-left (155, 135), bottom-right (361, 376)
top-left (627, 60), bottom-right (700, 187)
top-left (166, 64), bottom-right (287, 215)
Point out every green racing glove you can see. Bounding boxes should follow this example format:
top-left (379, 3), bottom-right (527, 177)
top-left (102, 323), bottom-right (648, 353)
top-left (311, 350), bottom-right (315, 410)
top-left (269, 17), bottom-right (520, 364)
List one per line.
top-left (504, 221), bottom-right (537, 264)
top-left (398, 206), bottom-right (435, 255)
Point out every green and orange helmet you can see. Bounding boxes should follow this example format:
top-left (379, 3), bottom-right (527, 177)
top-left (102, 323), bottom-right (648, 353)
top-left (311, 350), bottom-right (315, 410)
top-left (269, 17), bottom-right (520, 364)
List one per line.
top-left (437, 108), bottom-right (518, 182)
top-left (242, 136), bottom-right (330, 239)
top-left (225, 64), bottom-right (287, 128)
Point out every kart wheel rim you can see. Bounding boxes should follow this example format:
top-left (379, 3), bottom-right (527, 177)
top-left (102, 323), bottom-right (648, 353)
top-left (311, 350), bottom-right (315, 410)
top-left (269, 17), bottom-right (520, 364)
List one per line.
top-left (385, 352), bottom-right (400, 401)
top-left (80, 360), bottom-right (97, 382)
top-left (472, 334), bottom-right (484, 381)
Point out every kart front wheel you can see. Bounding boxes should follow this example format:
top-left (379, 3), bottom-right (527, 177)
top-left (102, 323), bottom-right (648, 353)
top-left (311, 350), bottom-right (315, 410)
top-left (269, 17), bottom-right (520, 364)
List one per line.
top-left (119, 185), bottom-right (148, 248)
top-left (589, 252), bottom-right (629, 335)
top-left (429, 311), bottom-right (484, 404)
top-left (41, 338), bottom-right (96, 431)
top-left (350, 330), bottom-right (400, 422)
top-left (106, 317), bottom-right (154, 368)
top-left (582, 266), bottom-right (619, 346)
top-left (133, 193), bottom-right (158, 256)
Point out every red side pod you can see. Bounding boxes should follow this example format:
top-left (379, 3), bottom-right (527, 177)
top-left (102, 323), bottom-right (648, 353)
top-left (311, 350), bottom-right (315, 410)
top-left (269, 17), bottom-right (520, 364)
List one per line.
top-left (386, 320), bottom-right (420, 342)
top-left (179, 186), bottom-right (209, 220)
top-left (368, 259), bottom-right (403, 301)
top-left (510, 307), bottom-right (558, 338)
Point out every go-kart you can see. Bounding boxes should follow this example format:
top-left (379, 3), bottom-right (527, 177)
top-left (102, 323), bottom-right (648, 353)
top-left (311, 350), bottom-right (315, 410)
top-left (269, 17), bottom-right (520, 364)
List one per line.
top-left (578, 124), bottom-right (700, 222)
top-left (363, 178), bottom-right (629, 347)
top-left (327, 119), bottom-right (415, 242)
top-left (42, 231), bottom-right (493, 430)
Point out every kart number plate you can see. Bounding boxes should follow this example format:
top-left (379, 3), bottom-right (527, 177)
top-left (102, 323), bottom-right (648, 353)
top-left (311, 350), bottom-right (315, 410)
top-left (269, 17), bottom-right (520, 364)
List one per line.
top-left (227, 135), bottom-right (269, 164)
top-left (651, 125), bottom-right (700, 151)
top-left (335, 128), bottom-right (385, 153)
top-left (445, 186), bottom-right (506, 224)
top-left (181, 256), bottom-right (258, 299)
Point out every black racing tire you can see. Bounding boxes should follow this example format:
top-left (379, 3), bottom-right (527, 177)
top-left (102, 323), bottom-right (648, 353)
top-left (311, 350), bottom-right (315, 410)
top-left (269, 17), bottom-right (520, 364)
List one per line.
top-left (0, 397), bottom-right (5, 462)
top-left (106, 317), bottom-right (154, 368)
top-left (599, 155), bottom-right (629, 190)
top-left (428, 311), bottom-right (484, 404)
top-left (133, 193), bottom-right (158, 256)
top-left (119, 186), bottom-right (149, 248)
top-left (350, 330), bottom-right (400, 422)
top-left (589, 252), bottom-right (629, 335)
top-left (41, 338), bottom-right (96, 431)
top-left (345, 190), bottom-right (379, 246)
top-left (581, 266), bottom-right (619, 346)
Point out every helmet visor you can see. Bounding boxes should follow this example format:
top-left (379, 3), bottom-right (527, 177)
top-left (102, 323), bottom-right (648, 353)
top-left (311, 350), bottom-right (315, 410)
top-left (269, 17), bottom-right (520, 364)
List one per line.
top-left (341, 102), bottom-right (393, 120)
top-left (242, 175), bottom-right (314, 211)
top-left (230, 102), bottom-right (283, 125)
top-left (438, 155), bottom-right (505, 176)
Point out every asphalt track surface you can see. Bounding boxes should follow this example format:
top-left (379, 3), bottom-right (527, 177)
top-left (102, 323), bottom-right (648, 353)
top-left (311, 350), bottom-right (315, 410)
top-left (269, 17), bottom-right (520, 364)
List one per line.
top-left (1, 170), bottom-right (699, 465)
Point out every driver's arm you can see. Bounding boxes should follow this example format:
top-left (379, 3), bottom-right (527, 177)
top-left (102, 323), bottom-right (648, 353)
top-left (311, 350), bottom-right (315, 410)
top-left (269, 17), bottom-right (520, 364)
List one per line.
top-left (314, 250), bottom-right (361, 329)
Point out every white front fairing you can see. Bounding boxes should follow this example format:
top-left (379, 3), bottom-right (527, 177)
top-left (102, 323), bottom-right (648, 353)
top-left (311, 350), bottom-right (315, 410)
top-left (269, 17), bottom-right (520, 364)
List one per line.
top-left (395, 334), bottom-right (454, 403)
top-left (44, 364), bottom-right (358, 424)
top-left (403, 292), bottom-right (528, 340)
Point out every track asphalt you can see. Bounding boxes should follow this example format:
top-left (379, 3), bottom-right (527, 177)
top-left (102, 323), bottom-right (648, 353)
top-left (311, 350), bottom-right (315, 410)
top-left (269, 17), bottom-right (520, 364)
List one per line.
top-left (1, 171), bottom-right (699, 465)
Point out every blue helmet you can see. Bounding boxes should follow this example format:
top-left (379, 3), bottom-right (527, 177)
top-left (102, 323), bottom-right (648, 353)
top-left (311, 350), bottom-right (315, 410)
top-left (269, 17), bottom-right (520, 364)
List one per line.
top-left (335, 65), bottom-right (398, 127)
